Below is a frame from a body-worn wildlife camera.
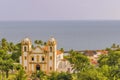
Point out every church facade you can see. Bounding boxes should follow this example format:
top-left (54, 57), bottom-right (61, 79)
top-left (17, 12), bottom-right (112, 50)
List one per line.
top-left (20, 37), bottom-right (65, 74)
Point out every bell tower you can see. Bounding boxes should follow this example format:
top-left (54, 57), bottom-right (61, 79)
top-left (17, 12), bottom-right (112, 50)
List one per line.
top-left (21, 38), bottom-right (32, 52)
top-left (47, 37), bottom-right (57, 73)
top-left (21, 38), bottom-right (31, 72)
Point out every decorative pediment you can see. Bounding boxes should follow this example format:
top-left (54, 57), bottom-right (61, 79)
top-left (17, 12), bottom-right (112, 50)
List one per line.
top-left (32, 46), bottom-right (43, 53)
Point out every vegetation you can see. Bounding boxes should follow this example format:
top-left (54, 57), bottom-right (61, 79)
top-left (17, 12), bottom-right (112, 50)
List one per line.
top-left (0, 38), bottom-right (22, 80)
top-left (98, 50), bottom-right (120, 80)
top-left (67, 50), bottom-right (90, 73)
top-left (60, 48), bottom-right (64, 52)
top-left (1, 38), bottom-right (120, 80)
top-left (14, 68), bottom-right (27, 80)
top-left (34, 40), bottom-right (43, 46)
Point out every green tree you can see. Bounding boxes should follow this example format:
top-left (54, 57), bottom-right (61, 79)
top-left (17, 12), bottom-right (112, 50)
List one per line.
top-left (11, 43), bottom-right (21, 62)
top-left (34, 40), bottom-right (43, 46)
top-left (49, 72), bottom-right (72, 80)
top-left (38, 40), bottom-right (43, 45)
top-left (8, 42), bottom-right (15, 52)
top-left (57, 72), bottom-right (72, 80)
top-left (98, 51), bottom-right (120, 79)
top-left (0, 50), bottom-right (14, 79)
top-left (30, 70), bottom-right (47, 80)
top-left (49, 72), bottom-right (58, 80)
top-left (1, 38), bottom-right (8, 51)
top-left (78, 68), bottom-right (108, 80)
top-left (117, 45), bottom-right (120, 48)
top-left (34, 40), bottom-right (39, 45)
top-left (98, 51), bottom-right (120, 67)
top-left (15, 68), bottom-right (27, 80)
top-left (60, 48), bottom-right (64, 52)
top-left (37, 70), bottom-right (47, 80)
top-left (111, 43), bottom-right (116, 49)
top-left (44, 42), bottom-right (47, 46)
top-left (67, 50), bottom-right (90, 73)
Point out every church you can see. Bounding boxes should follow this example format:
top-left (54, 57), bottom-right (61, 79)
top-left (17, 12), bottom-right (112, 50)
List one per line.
top-left (20, 37), bottom-right (71, 74)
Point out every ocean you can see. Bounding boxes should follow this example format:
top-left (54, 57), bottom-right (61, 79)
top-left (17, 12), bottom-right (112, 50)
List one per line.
top-left (0, 20), bottom-right (120, 51)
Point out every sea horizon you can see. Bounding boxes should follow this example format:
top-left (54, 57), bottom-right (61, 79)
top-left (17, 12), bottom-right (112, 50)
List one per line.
top-left (0, 20), bottom-right (120, 51)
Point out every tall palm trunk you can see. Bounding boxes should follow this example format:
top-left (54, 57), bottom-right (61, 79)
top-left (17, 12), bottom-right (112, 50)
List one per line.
top-left (6, 70), bottom-right (9, 78)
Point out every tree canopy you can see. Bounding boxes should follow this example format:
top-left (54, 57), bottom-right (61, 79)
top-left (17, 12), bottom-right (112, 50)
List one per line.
top-left (1, 38), bottom-right (120, 80)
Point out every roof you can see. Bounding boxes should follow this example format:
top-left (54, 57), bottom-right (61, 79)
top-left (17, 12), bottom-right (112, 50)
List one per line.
top-left (96, 50), bottom-right (108, 54)
top-left (90, 58), bottom-right (98, 64)
top-left (57, 50), bottom-right (63, 55)
top-left (42, 46), bottom-right (49, 51)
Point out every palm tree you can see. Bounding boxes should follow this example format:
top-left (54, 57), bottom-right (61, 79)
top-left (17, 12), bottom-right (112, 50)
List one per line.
top-left (34, 40), bottom-right (43, 46)
top-left (1, 38), bottom-right (8, 51)
top-left (34, 40), bottom-right (39, 45)
top-left (8, 42), bottom-right (15, 52)
top-left (38, 40), bottom-right (43, 46)
top-left (44, 42), bottom-right (47, 46)
top-left (60, 48), bottom-right (64, 52)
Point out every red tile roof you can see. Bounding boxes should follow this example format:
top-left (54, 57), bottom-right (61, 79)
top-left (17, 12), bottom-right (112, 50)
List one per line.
top-left (57, 50), bottom-right (62, 55)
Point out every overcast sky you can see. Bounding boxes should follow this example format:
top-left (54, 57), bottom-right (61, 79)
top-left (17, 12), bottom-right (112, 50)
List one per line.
top-left (0, 0), bottom-right (120, 21)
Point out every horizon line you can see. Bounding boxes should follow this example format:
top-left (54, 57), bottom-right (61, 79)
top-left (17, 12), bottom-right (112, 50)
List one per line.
top-left (1, 20), bottom-right (120, 22)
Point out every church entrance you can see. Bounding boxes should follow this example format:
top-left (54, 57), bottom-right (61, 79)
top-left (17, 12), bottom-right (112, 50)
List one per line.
top-left (36, 64), bottom-right (41, 77)
top-left (36, 64), bottom-right (40, 72)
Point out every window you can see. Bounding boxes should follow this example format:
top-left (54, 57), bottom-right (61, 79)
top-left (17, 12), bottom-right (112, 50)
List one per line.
top-left (50, 47), bottom-right (52, 52)
top-left (25, 56), bottom-right (27, 60)
top-left (42, 56), bottom-right (45, 61)
top-left (50, 56), bottom-right (52, 60)
top-left (50, 67), bottom-right (52, 70)
top-left (24, 46), bottom-right (27, 52)
top-left (31, 56), bottom-right (34, 61)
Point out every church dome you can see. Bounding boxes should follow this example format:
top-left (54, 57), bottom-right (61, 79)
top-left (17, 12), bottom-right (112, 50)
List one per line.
top-left (49, 37), bottom-right (56, 42)
top-left (23, 38), bottom-right (30, 42)
top-left (22, 37), bottom-right (31, 45)
top-left (48, 37), bottom-right (57, 45)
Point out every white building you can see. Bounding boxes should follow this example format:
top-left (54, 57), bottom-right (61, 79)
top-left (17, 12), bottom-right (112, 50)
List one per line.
top-left (20, 37), bottom-right (71, 74)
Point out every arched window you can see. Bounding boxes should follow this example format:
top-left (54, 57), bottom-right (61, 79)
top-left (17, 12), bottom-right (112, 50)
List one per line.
top-left (24, 46), bottom-right (27, 52)
top-left (42, 56), bottom-right (45, 61)
top-left (31, 56), bottom-right (34, 61)
top-left (50, 47), bottom-right (52, 52)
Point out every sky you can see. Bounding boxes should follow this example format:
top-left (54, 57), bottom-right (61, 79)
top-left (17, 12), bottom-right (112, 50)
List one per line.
top-left (0, 0), bottom-right (120, 21)
top-left (0, 1), bottom-right (120, 50)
